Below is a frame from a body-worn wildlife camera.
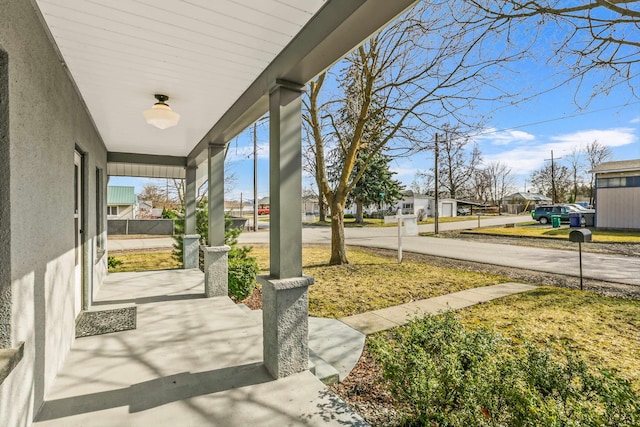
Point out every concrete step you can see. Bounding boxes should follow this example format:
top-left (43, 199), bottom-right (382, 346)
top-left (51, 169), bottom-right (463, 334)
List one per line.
top-left (234, 306), bottom-right (360, 384)
top-left (309, 349), bottom-right (340, 385)
top-left (76, 303), bottom-right (137, 338)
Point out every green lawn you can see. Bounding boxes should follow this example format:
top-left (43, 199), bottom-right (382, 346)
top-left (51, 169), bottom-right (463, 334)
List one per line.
top-left (108, 250), bottom-right (181, 272)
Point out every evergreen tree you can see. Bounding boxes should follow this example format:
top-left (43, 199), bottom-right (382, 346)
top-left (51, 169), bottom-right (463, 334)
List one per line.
top-left (347, 152), bottom-right (404, 223)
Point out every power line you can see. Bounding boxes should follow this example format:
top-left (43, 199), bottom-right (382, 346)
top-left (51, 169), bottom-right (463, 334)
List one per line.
top-left (471, 101), bottom-right (639, 139)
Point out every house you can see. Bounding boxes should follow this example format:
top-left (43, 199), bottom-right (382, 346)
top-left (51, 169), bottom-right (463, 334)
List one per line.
top-left (502, 192), bottom-right (552, 214)
top-left (394, 190), bottom-right (432, 216)
top-left (392, 191), bottom-right (459, 218)
top-left (0, 2), bottom-right (417, 425)
top-left (591, 159), bottom-right (640, 229)
top-left (257, 196), bottom-right (270, 209)
top-left (136, 200), bottom-right (163, 219)
top-left (106, 186), bottom-right (138, 219)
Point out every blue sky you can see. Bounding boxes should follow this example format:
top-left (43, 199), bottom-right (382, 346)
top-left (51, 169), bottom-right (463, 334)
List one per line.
top-left (110, 81), bottom-right (639, 202)
top-left (111, 7), bottom-right (640, 202)
top-left (219, 62), bottom-right (639, 201)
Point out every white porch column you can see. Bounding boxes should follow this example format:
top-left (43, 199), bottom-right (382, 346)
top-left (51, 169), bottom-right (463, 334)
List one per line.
top-left (183, 165), bottom-right (200, 269)
top-left (203, 143), bottom-right (229, 297)
top-left (259, 80), bottom-right (314, 379)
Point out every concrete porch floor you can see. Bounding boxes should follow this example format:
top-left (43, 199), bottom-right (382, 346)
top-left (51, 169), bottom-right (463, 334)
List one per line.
top-left (34, 269), bottom-right (367, 427)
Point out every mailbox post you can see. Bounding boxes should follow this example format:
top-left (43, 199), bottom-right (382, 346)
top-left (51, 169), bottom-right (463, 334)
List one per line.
top-left (569, 229), bottom-right (592, 290)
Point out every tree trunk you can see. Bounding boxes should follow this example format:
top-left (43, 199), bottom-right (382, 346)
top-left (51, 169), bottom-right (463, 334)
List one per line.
top-left (355, 199), bottom-right (364, 224)
top-left (319, 196), bottom-right (326, 222)
top-left (329, 199), bottom-right (348, 265)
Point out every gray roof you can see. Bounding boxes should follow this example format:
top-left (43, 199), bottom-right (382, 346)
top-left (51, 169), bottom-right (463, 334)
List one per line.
top-left (503, 192), bottom-right (551, 202)
top-left (590, 159), bottom-right (640, 174)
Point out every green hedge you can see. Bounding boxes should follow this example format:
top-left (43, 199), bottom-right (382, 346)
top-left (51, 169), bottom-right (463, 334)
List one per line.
top-left (370, 312), bottom-right (640, 426)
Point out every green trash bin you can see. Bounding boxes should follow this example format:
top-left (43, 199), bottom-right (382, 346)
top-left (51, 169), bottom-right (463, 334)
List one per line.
top-left (551, 215), bottom-right (561, 228)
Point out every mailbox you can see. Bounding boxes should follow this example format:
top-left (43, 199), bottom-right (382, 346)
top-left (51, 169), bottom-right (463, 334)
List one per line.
top-left (569, 229), bottom-right (592, 243)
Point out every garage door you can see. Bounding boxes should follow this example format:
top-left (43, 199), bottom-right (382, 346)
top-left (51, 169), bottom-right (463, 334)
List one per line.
top-left (442, 203), bottom-right (453, 217)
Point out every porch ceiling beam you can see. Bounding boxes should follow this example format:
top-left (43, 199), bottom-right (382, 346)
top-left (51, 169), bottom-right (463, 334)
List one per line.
top-left (187, 0), bottom-right (417, 167)
top-left (107, 152), bottom-right (187, 167)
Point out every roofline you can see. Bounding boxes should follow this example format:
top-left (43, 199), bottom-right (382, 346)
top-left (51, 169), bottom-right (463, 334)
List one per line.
top-left (590, 159), bottom-right (640, 174)
top-left (186, 0), bottom-right (417, 167)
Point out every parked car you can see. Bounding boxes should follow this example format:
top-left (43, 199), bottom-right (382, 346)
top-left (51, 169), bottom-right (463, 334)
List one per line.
top-left (564, 203), bottom-right (595, 213)
top-left (457, 207), bottom-right (471, 216)
top-left (532, 205), bottom-right (570, 224)
top-left (258, 207), bottom-right (270, 215)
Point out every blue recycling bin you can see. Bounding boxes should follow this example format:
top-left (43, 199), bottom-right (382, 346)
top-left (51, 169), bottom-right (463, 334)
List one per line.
top-left (569, 212), bottom-right (581, 228)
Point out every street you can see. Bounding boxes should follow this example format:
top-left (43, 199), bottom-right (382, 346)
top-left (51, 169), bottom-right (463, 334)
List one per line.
top-left (238, 216), bottom-right (640, 286)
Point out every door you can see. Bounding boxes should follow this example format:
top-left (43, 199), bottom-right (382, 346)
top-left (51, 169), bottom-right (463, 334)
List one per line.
top-left (74, 151), bottom-right (83, 317)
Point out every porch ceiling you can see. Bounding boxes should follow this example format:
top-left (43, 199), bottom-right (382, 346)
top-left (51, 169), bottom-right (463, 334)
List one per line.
top-left (34, 0), bottom-right (417, 173)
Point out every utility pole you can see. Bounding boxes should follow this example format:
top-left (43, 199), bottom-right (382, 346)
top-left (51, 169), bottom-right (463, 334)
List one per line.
top-left (545, 150), bottom-right (562, 204)
top-left (253, 122), bottom-right (258, 231)
top-left (434, 133), bottom-right (439, 235)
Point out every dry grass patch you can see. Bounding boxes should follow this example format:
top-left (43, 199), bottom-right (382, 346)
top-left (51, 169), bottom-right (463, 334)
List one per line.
top-left (466, 226), bottom-right (640, 242)
top-left (108, 251), bottom-right (180, 272)
top-left (458, 286), bottom-right (640, 391)
top-left (250, 245), bottom-right (510, 318)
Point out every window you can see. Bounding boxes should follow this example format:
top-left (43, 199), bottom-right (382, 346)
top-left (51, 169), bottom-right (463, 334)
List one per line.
top-left (107, 206), bottom-right (118, 216)
top-left (597, 176), bottom-right (640, 188)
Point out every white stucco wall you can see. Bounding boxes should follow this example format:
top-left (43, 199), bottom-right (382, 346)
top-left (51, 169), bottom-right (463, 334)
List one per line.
top-left (0, 2), bottom-right (107, 425)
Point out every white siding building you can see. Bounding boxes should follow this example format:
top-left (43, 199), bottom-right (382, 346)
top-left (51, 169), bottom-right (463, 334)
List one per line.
top-left (592, 159), bottom-right (640, 229)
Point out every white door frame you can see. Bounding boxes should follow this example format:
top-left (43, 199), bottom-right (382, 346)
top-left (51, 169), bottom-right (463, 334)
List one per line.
top-left (74, 151), bottom-right (83, 317)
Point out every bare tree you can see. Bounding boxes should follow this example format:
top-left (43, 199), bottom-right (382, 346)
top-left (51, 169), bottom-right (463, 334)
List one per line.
top-left (566, 147), bottom-right (584, 203)
top-left (530, 163), bottom-right (572, 202)
top-left (437, 127), bottom-right (482, 199)
top-left (584, 139), bottom-right (613, 206)
top-left (138, 182), bottom-right (174, 209)
top-left (484, 161), bottom-right (515, 212)
top-left (466, 0), bottom-right (640, 101)
top-left (470, 169), bottom-right (491, 203)
top-left (305, 2), bottom-right (520, 264)
top-left (411, 172), bottom-right (435, 196)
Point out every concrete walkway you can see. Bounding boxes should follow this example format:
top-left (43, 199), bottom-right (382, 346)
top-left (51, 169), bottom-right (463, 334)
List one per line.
top-left (35, 268), bottom-right (539, 426)
top-left (339, 282), bottom-right (537, 335)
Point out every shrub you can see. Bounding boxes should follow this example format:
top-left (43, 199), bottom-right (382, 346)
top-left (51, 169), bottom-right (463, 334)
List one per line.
top-left (344, 213), bottom-right (355, 219)
top-left (228, 256), bottom-right (258, 301)
top-left (170, 206), bottom-right (258, 301)
top-left (370, 312), bottom-right (640, 427)
top-left (108, 256), bottom-right (123, 269)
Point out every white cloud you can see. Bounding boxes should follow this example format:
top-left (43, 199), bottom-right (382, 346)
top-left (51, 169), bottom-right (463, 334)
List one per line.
top-left (550, 128), bottom-right (636, 149)
top-left (631, 116), bottom-right (640, 124)
top-left (481, 127), bottom-right (637, 176)
top-left (475, 128), bottom-right (536, 146)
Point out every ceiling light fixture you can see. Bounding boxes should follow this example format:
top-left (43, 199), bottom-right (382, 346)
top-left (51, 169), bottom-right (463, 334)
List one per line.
top-left (143, 94), bottom-right (180, 129)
